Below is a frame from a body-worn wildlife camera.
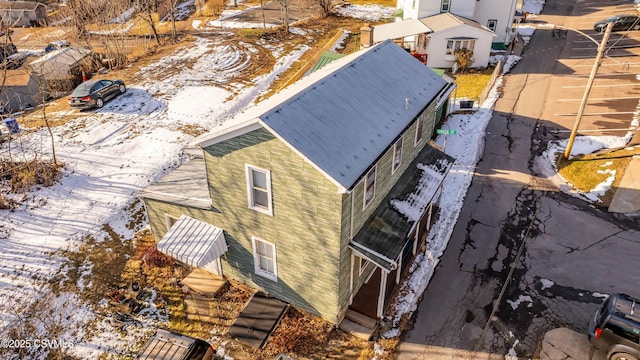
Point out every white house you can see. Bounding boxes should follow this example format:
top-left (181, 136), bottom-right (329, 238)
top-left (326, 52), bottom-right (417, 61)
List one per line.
top-left (396, 0), bottom-right (520, 46)
top-left (361, 12), bottom-right (496, 68)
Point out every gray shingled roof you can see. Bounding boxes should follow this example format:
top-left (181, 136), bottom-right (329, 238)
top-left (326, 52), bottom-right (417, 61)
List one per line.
top-left (139, 158), bottom-right (211, 209)
top-left (419, 12), bottom-right (493, 34)
top-left (260, 40), bottom-right (447, 190)
top-left (349, 145), bottom-right (454, 271)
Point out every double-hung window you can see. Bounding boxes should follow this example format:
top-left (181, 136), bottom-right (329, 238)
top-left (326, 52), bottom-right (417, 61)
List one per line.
top-left (392, 137), bottom-right (403, 174)
top-left (246, 165), bottom-right (273, 215)
top-left (252, 237), bottom-right (277, 282)
top-left (363, 167), bottom-right (376, 209)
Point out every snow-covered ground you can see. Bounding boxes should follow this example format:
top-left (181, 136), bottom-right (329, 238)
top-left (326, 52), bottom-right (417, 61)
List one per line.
top-left (1, 0), bottom-right (636, 358)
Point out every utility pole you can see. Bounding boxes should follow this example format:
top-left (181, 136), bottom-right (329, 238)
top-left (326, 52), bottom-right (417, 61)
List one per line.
top-left (563, 21), bottom-right (613, 159)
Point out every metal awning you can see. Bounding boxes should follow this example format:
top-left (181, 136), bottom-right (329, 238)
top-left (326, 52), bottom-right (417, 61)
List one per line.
top-left (157, 215), bottom-right (228, 269)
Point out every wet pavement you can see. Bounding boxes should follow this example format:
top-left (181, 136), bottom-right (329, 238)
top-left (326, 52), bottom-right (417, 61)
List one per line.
top-left (397, 0), bottom-right (640, 359)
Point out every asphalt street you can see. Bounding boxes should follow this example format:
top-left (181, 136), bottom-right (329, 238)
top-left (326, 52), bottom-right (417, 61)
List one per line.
top-left (398, 0), bottom-right (640, 358)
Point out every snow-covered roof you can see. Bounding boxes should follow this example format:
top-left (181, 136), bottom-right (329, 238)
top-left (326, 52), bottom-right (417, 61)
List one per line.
top-left (349, 145), bottom-right (454, 271)
top-left (192, 40), bottom-right (448, 192)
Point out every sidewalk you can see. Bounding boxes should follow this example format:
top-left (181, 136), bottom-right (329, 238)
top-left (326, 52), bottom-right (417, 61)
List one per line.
top-left (608, 155), bottom-right (640, 214)
top-left (539, 328), bottom-right (605, 360)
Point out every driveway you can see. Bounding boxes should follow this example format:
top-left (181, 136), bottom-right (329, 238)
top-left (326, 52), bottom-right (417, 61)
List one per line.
top-left (398, 0), bottom-right (640, 358)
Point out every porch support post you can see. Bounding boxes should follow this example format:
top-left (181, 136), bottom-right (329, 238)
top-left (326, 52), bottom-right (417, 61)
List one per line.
top-left (377, 270), bottom-right (388, 318)
top-left (396, 258), bottom-right (402, 284)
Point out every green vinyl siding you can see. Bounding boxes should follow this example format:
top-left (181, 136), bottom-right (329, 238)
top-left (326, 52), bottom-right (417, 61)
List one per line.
top-left (147, 128), bottom-right (345, 322)
top-left (346, 102), bottom-right (438, 240)
top-left (145, 98), bottom-right (441, 323)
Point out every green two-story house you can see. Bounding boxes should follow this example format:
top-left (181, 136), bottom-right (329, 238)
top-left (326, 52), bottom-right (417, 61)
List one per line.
top-left (140, 40), bottom-right (456, 326)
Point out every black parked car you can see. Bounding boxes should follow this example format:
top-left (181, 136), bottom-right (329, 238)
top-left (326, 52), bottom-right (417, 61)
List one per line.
top-left (594, 15), bottom-right (640, 32)
top-left (588, 293), bottom-right (640, 360)
top-left (68, 79), bottom-right (126, 109)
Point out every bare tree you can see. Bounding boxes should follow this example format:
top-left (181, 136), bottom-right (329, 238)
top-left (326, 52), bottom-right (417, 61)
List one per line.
top-left (166, 0), bottom-right (180, 39)
top-left (316, 0), bottom-right (333, 17)
top-left (136, 0), bottom-right (161, 46)
top-left (275, 0), bottom-right (290, 32)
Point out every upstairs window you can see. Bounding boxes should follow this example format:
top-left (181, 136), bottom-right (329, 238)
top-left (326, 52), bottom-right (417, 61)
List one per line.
top-left (363, 167), bottom-right (376, 209)
top-left (392, 137), bottom-right (403, 174)
top-left (246, 165), bottom-right (273, 215)
top-left (441, 0), bottom-right (451, 12)
top-left (487, 19), bottom-right (498, 32)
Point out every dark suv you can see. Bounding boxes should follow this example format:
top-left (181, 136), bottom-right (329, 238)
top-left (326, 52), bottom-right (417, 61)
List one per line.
top-left (589, 293), bottom-right (640, 360)
top-left (137, 329), bottom-right (215, 360)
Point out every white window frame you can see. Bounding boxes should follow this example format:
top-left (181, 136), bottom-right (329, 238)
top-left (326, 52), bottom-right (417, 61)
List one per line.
top-left (446, 39), bottom-right (476, 55)
top-left (245, 164), bottom-right (273, 216)
top-left (414, 118), bottom-right (424, 146)
top-left (363, 166), bottom-right (377, 209)
top-left (392, 137), bottom-right (403, 174)
top-left (441, 0), bottom-right (450, 12)
top-left (487, 19), bottom-right (498, 32)
top-left (252, 237), bottom-right (278, 282)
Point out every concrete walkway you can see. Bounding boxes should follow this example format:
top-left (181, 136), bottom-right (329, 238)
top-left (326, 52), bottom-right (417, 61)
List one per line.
top-left (540, 328), bottom-right (605, 360)
top-left (609, 155), bottom-right (640, 214)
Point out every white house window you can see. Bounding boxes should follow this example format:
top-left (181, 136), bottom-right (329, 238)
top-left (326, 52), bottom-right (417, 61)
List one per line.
top-left (441, 0), bottom-right (451, 12)
top-left (414, 118), bottom-right (424, 145)
top-left (487, 19), bottom-right (498, 32)
top-left (359, 257), bottom-right (370, 275)
top-left (246, 165), bottom-right (273, 215)
top-left (392, 137), bottom-right (403, 174)
top-left (252, 237), bottom-right (277, 281)
top-left (446, 38), bottom-right (476, 55)
top-left (363, 167), bottom-right (376, 208)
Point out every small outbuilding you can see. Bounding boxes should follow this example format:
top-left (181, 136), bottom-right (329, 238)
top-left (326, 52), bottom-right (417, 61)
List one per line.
top-left (28, 47), bottom-right (95, 93)
top-left (0, 68), bottom-right (44, 113)
top-left (0, 1), bottom-right (48, 27)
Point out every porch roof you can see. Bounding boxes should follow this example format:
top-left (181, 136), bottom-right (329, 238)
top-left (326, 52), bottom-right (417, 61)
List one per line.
top-left (349, 145), bottom-right (454, 271)
top-left (372, 19), bottom-right (432, 43)
top-left (156, 215), bottom-right (228, 268)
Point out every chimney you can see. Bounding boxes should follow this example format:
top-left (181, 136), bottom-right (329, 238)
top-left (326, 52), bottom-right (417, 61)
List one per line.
top-left (360, 23), bottom-right (373, 49)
